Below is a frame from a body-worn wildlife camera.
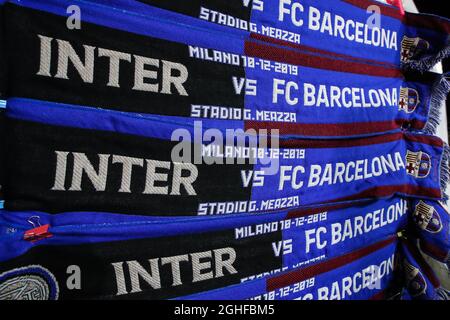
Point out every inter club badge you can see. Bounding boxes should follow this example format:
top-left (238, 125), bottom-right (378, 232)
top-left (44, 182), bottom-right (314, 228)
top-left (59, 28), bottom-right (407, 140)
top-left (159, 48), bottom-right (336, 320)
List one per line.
top-left (0, 265), bottom-right (59, 300)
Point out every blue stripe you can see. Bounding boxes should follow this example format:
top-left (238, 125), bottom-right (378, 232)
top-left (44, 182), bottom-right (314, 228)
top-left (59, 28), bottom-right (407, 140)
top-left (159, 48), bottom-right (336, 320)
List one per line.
top-left (6, 98), bottom-right (244, 141)
top-left (8, 0), bottom-right (247, 55)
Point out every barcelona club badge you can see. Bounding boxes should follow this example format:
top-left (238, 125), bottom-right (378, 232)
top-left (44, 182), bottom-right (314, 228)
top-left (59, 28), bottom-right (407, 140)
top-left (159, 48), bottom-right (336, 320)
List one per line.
top-left (404, 259), bottom-right (427, 298)
top-left (405, 150), bottom-right (431, 178)
top-left (413, 201), bottom-right (443, 234)
top-left (399, 87), bottom-right (420, 113)
top-left (401, 36), bottom-right (430, 62)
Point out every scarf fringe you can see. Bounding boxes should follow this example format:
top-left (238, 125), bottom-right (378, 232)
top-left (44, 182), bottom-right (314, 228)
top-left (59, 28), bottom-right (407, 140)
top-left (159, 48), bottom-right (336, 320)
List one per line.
top-left (423, 72), bottom-right (450, 134)
top-left (402, 38), bottom-right (450, 73)
top-left (441, 143), bottom-right (450, 201)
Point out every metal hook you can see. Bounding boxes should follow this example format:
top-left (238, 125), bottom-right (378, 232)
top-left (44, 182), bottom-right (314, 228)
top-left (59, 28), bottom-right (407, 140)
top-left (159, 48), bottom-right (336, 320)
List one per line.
top-left (27, 216), bottom-right (42, 228)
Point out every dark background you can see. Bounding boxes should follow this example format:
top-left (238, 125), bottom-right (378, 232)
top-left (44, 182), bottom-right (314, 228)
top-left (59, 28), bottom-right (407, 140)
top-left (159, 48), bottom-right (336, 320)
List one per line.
top-left (414, 0), bottom-right (450, 20)
top-left (414, 0), bottom-right (449, 127)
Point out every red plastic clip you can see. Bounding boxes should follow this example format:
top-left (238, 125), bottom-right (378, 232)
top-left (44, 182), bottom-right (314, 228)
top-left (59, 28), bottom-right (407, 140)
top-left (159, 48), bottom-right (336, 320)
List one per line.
top-left (386, 0), bottom-right (405, 15)
top-left (24, 224), bottom-right (52, 242)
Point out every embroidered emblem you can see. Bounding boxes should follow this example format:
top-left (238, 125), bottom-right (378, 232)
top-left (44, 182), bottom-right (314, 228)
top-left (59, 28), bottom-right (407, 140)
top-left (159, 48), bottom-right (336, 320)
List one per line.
top-left (401, 36), bottom-right (430, 62)
top-left (413, 201), bottom-right (443, 233)
top-left (399, 87), bottom-right (419, 113)
top-left (0, 265), bottom-right (59, 300)
top-left (405, 150), bottom-right (431, 178)
top-left (404, 260), bottom-right (427, 297)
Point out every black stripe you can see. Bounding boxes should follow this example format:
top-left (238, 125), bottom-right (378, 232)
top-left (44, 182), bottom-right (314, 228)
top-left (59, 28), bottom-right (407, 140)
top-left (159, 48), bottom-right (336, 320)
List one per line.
top-left (4, 118), bottom-right (252, 215)
top-left (4, 3), bottom-right (245, 115)
top-left (0, 228), bottom-right (282, 299)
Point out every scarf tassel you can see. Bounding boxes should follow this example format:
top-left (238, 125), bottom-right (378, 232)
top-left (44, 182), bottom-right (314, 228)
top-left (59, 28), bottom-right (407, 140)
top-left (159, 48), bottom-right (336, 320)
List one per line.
top-left (424, 72), bottom-right (450, 135)
top-left (440, 143), bottom-right (450, 201)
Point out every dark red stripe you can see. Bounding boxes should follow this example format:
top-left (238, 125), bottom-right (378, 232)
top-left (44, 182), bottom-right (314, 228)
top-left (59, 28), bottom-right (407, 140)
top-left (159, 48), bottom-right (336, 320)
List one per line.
top-left (267, 236), bottom-right (396, 291)
top-left (325, 185), bottom-right (442, 203)
top-left (286, 201), bottom-right (372, 219)
top-left (277, 132), bottom-right (403, 149)
top-left (289, 188), bottom-right (442, 221)
top-left (344, 0), bottom-right (450, 34)
top-left (248, 124), bottom-right (438, 149)
top-left (404, 133), bottom-right (444, 148)
top-left (403, 239), bottom-right (440, 288)
top-left (408, 119), bottom-right (427, 130)
top-left (342, 0), bottom-right (403, 20)
top-left (287, 203), bottom-right (354, 219)
top-left (245, 120), bottom-right (402, 137)
top-left (244, 40), bottom-right (403, 78)
top-left (245, 119), bottom-right (427, 137)
top-left (249, 33), bottom-right (397, 68)
top-left (419, 239), bottom-right (449, 262)
top-left (369, 289), bottom-right (387, 300)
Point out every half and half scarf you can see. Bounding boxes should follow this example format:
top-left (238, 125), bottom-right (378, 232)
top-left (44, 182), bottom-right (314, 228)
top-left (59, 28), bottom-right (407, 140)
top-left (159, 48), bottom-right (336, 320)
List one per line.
top-left (0, 198), bottom-right (406, 299)
top-left (176, 236), bottom-right (399, 300)
top-left (3, 98), bottom-right (448, 216)
top-left (93, 0), bottom-right (450, 70)
top-left (2, 1), bottom-right (449, 138)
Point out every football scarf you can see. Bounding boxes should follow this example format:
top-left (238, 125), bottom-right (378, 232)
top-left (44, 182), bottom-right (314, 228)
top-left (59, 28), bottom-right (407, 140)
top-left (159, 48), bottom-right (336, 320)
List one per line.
top-left (175, 236), bottom-right (399, 300)
top-left (2, 1), bottom-right (449, 138)
top-left (399, 239), bottom-right (449, 300)
top-left (93, 0), bottom-right (450, 70)
top-left (3, 98), bottom-right (449, 216)
top-left (409, 199), bottom-right (450, 267)
top-left (0, 199), bottom-right (405, 299)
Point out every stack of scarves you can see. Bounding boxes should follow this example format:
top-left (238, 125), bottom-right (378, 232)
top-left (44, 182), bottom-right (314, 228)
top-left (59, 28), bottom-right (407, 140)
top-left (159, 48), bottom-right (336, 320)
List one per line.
top-left (0, 0), bottom-right (449, 300)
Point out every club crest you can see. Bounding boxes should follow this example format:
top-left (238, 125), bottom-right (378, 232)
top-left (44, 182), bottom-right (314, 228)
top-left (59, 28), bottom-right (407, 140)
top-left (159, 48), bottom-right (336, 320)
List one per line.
top-left (401, 36), bottom-right (430, 62)
top-left (405, 150), bottom-right (431, 178)
top-left (399, 87), bottom-right (419, 113)
top-left (413, 201), bottom-right (443, 233)
top-left (404, 260), bottom-right (427, 297)
top-left (0, 265), bottom-right (59, 300)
